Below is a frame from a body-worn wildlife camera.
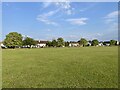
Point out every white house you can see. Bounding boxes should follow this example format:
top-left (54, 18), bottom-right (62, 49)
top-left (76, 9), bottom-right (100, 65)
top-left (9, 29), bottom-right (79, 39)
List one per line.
top-left (0, 42), bottom-right (7, 48)
top-left (69, 42), bottom-right (79, 47)
top-left (116, 41), bottom-right (119, 45)
top-left (87, 41), bottom-right (92, 46)
top-left (98, 42), bottom-right (104, 46)
top-left (103, 41), bottom-right (110, 46)
top-left (36, 40), bottom-right (48, 48)
top-left (1, 43), bottom-right (4, 47)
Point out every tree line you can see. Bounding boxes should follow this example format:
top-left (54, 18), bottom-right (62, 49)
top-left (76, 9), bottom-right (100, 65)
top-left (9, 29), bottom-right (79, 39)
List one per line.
top-left (2, 32), bottom-right (119, 48)
top-left (3, 32), bottom-right (36, 48)
top-left (3, 32), bottom-right (65, 48)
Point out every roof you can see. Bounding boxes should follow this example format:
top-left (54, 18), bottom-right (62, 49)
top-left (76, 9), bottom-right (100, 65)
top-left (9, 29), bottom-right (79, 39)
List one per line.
top-left (69, 41), bottom-right (79, 44)
top-left (103, 41), bottom-right (110, 43)
top-left (99, 41), bottom-right (103, 43)
top-left (36, 40), bottom-right (48, 44)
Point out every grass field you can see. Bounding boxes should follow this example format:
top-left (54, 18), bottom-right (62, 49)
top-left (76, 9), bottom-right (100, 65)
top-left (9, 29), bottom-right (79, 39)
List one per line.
top-left (2, 47), bottom-right (118, 88)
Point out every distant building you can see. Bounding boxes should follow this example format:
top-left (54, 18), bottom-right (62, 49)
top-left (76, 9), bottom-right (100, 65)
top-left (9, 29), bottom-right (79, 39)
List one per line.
top-left (0, 42), bottom-right (7, 48)
top-left (116, 41), bottom-right (119, 45)
top-left (103, 41), bottom-right (110, 46)
top-left (98, 41), bottom-right (104, 46)
top-left (36, 40), bottom-right (48, 48)
top-left (87, 41), bottom-right (92, 46)
top-left (69, 41), bottom-right (79, 47)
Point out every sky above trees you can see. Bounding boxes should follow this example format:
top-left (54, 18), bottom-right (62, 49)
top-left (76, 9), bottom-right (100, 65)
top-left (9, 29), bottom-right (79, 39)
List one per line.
top-left (2, 2), bottom-right (118, 41)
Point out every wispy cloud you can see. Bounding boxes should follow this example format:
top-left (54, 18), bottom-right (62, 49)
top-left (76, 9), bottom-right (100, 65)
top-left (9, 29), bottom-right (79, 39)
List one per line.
top-left (104, 11), bottom-right (118, 24)
top-left (66, 18), bottom-right (88, 25)
top-left (36, 9), bottom-right (59, 26)
top-left (64, 33), bottom-right (103, 41)
top-left (37, 1), bottom-right (74, 25)
top-left (39, 9), bottom-right (59, 18)
top-left (101, 11), bottom-right (118, 40)
top-left (79, 3), bottom-right (98, 12)
top-left (85, 33), bottom-right (103, 40)
top-left (36, 18), bottom-right (58, 26)
top-left (55, 2), bottom-right (71, 9)
top-left (104, 10), bottom-right (118, 33)
top-left (54, 2), bottom-right (74, 15)
top-left (105, 11), bottom-right (118, 18)
top-left (42, 1), bottom-right (74, 15)
top-left (42, 2), bottom-right (52, 8)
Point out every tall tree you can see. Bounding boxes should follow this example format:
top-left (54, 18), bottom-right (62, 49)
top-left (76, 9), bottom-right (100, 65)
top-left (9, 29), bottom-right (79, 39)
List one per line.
top-left (65, 41), bottom-right (69, 47)
top-left (23, 37), bottom-right (36, 46)
top-left (3, 32), bottom-right (23, 48)
top-left (92, 39), bottom-right (99, 46)
top-left (110, 40), bottom-right (116, 46)
top-left (46, 41), bottom-right (52, 47)
top-left (57, 38), bottom-right (64, 47)
top-left (52, 39), bottom-right (57, 47)
top-left (79, 38), bottom-right (88, 47)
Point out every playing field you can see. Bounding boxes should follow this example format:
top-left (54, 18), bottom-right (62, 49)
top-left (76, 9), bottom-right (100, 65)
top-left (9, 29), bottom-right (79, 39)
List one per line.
top-left (2, 47), bottom-right (118, 88)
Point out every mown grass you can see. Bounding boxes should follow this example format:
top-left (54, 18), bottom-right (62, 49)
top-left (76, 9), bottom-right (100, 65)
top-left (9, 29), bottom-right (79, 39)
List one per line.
top-left (2, 47), bottom-right (118, 88)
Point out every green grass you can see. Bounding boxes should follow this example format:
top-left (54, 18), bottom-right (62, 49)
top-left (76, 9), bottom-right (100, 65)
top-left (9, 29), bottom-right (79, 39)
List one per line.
top-left (2, 47), bottom-right (118, 88)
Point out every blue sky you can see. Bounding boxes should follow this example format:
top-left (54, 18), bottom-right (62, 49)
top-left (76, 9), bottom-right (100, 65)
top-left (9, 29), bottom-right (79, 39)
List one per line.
top-left (2, 2), bottom-right (118, 41)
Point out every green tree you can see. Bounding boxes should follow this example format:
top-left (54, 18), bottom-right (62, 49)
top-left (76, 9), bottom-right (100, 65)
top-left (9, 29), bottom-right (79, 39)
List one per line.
top-left (110, 40), bottom-right (116, 46)
top-left (79, 38), bottom-right (88, 47)
top-left (46, 41), bottom-right (52, 47)
top-left (92, 39), bottom-right (99, 46)
top-left (57, 38), bottom-right (64, 47)
top-left (23, 37), bottom-right (36, 46)
top-left (3, 32), bottom-right (23, 48)
top-left (52, 39), bottom-right (57, 47)
top-left (65, 41), bottom-right (69, 47)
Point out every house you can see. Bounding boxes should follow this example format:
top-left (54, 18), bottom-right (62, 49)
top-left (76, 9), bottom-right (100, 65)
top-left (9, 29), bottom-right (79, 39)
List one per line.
top-left (98, 41), bottom-right (104, 46)
top-left (22, 45), bottom-right (31, 48)
top-left (87, 41), bottom-right (92, 46)
top-left (69, 41), bottom-right (79, 47)
top-left (36, 40), bottom-right (48, 48)
top-left (116, 41), bottom-right (119, 45)
top-left (103, 41), bottom-right (110, 46)
top-left (0, 42), bottom-right (7, 49)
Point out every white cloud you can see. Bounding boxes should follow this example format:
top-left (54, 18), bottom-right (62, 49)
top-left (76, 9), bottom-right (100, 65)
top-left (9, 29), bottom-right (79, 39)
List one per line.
top-left (99, 11), bottom-right (118, 41)
top-left (79, 3), bottom-right (98, 13)
top-left (104, 11), bottom-right (118, 24)
top-left (39, 9), bottom-right (59, 18)
top-left (36, 9), bottom-right (59, 26)
top-left (42, 1), bottom-right (73, 15)
top-left (80, 33), bottom-right (103, 41)
top-left (99, 31), bottom-right (118, 41)
top-left (37, 18), bottom-right (58, 26)
top-left (54, 2), bottom-right (74, 15)
top-left (42, 0), bottom-right (71, 9)
top-left (37, 1), bottom-right (74, 25)
top-left (104, 10), bottom-right (118, 35)
top-left (66, 18), bottom-right (88, 25)
top-left (105, 11), bottom-right (118, 19)
top-left (55, 2), bottom-right (71, 9)
top-left (42, 2), bottom-right (52, 8)
top-left (63, 32), bottom-right (103, 41)
top-left (41, 0), bottom-right (74, 23)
